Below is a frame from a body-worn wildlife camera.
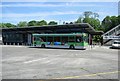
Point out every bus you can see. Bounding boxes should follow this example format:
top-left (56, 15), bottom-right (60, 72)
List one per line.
top-left (32, 33), bottom-right (89, 49)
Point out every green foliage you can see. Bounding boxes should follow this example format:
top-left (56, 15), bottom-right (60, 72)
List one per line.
top-left (27, 20), bottom-right (48, 26)
top-left (17, 21), bottom-right (27, 27)
top-left (0, 23), bottom-right (7, 28)
top-left (76, 11), bottom-right (101, 31)
top-left (75, 16), bottom-right (83, 23)
top-left (93, 35), bottom-right (102, 43)
top-left (0, 23), bottom-right (16, 28)
top-left (7, 23), bottom-right (16, 28)
top-left (102, 15), bottom-right (120, 32)
top-left (82, 17), bottom-right (101, 30)
top-left (110, 16), bottom-right (119, 27)
top-left (37, 20), bottom-right (47, 26)
top-left (93, 13), bottom-right (99, 19)
top-left (118, 15), bottom-right (120, 23)
top-left (27, 20), bottom-right (37, 26)
top-left (48, 21), bottom-right (57, 25)
top-left (83, 11), bottom-right (93, 18)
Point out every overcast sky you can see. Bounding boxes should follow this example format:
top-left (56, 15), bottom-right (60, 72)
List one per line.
top-left (0, 1), bottom-right (119, 25)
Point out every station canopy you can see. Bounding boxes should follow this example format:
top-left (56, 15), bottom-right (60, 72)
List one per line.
top-left (2, 23), bottom-right (104, 35)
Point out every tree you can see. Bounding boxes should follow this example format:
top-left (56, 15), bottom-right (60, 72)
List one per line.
top-left (0, 23), bottom-right (7, 28)
top-left (76, 11), bottom-right (100, 27)
top-left (83, 18), bottom-right (101, 30)
top-left (17, 21), bottom-right (27, 27)
top-left (2, 23), bottom-right (16, 28)
top-left (27, 20), bottom-right (37, 26)
top-left (83, 17), bottom-right (91, 23)
top-left (69, 22), bottom-right (74, 24)
top-left (93, 35), bottom-right (102, 43)
top-left (101, 16), bottom-right (111, 32)
top-left (110, 16), bottom-right (119, 28)
top-left (75, 11), bottom-right (101, 30)
top-left (81, 11), bottom-right (102, 43)
top-left (101, 16), bottom-right (119, 32)
top-left (37, 20), bottom-right (47, 26)
top-left (75, 16), bottom-right (83, 23)
top-left (118, 15), bottom-right (120, 24)
top-left (93, 13), bottom-right (99, 19)
top-left (83, 11), bottom-right (93, 18)
top-left (48, 21), bottom-right (57, 25)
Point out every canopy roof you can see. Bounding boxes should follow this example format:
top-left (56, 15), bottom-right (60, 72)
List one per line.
top-left (33, 33), bottom-right (85, 36)
top-left (2, 23), bottom-right (104, 35)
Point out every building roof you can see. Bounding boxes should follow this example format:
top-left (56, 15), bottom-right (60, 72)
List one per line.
top-left (2, 23), bottom-right (104, 35)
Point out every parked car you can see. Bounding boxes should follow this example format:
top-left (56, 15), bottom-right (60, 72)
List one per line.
top-left (111, 41), bottom-right (120, 49)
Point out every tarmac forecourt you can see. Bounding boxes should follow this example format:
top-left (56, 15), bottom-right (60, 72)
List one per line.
top-left (2, 45), bottom-right (119, 79)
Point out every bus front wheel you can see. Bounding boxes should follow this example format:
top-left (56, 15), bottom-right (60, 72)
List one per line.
top-left (69, 45), bottom-right (75, 49)
top-left (41, 44), bottom-right (45, 48)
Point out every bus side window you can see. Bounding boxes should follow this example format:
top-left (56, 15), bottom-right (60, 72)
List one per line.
top-left (34, 37), bottom-right (36, 41)
top-left (39, 37), bottom-right (44, 42)
top-left (77, 38), bottom-right (80, 42)
top-left (76, 36), bottom-right (82, 42)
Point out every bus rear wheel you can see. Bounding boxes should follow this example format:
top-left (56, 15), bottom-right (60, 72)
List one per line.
top-left (41, 44), bottom-right (45, 48)
top-left (69, 45), bottom-right (75, 49)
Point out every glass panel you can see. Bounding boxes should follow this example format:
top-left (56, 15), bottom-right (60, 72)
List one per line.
top-left (83, 35), bottom-right (88, 42)
top-left (76, 36), bottom-right (82, 42)
top-left (40, 36), bottom-right (46, 42)
top-left (54, 36), bottom-right (61, 45)
top-left (61, 36), bottom-right (68, 45)
top-left (47, 36), bottom-right (53, 42)
top-left (68, 36), bottom-right (75, 42)
top-left (54, 36), bottom-right (61, 42)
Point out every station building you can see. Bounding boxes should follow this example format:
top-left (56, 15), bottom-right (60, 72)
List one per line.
top-left (2, 23), bottom-right (103, 46)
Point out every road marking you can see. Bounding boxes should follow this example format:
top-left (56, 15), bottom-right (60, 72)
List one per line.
top-left (23, 58), bottom-right (46, 64)
top-left (53, 71), bottom-right (119, 79)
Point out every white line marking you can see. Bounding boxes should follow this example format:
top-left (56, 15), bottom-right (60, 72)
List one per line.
top-left (23, 58), bottom-right (46, 64)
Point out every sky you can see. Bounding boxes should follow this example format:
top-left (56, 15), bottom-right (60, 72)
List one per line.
top-left (0, 1), bottom-right (119, 25)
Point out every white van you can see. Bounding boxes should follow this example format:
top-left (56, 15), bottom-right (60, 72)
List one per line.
top-left (112, 41), bottom-right (120, 48)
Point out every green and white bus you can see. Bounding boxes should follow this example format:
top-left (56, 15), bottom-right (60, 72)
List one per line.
top-left (32, 33), bottom-right (89, 49)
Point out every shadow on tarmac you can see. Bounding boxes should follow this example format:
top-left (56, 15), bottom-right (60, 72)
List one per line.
top-left (109, 46), bottom-right (120, 50)
top-left (28, 47), bottom-right (86, 50)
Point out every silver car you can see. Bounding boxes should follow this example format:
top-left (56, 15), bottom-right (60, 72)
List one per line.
top-left (112, 41), bottom-right (120, 48)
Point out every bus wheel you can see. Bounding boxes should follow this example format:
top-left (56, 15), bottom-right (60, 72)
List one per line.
top-left (41, 44), bottom-right (45, 48)
top-left (69, 45), bottom-right (75, 49)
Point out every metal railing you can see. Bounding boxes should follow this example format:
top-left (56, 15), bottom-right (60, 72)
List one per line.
top-left (102, 24), bottom-right (120, 36)
top-left (102, 24), bottom-right (120, 45)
